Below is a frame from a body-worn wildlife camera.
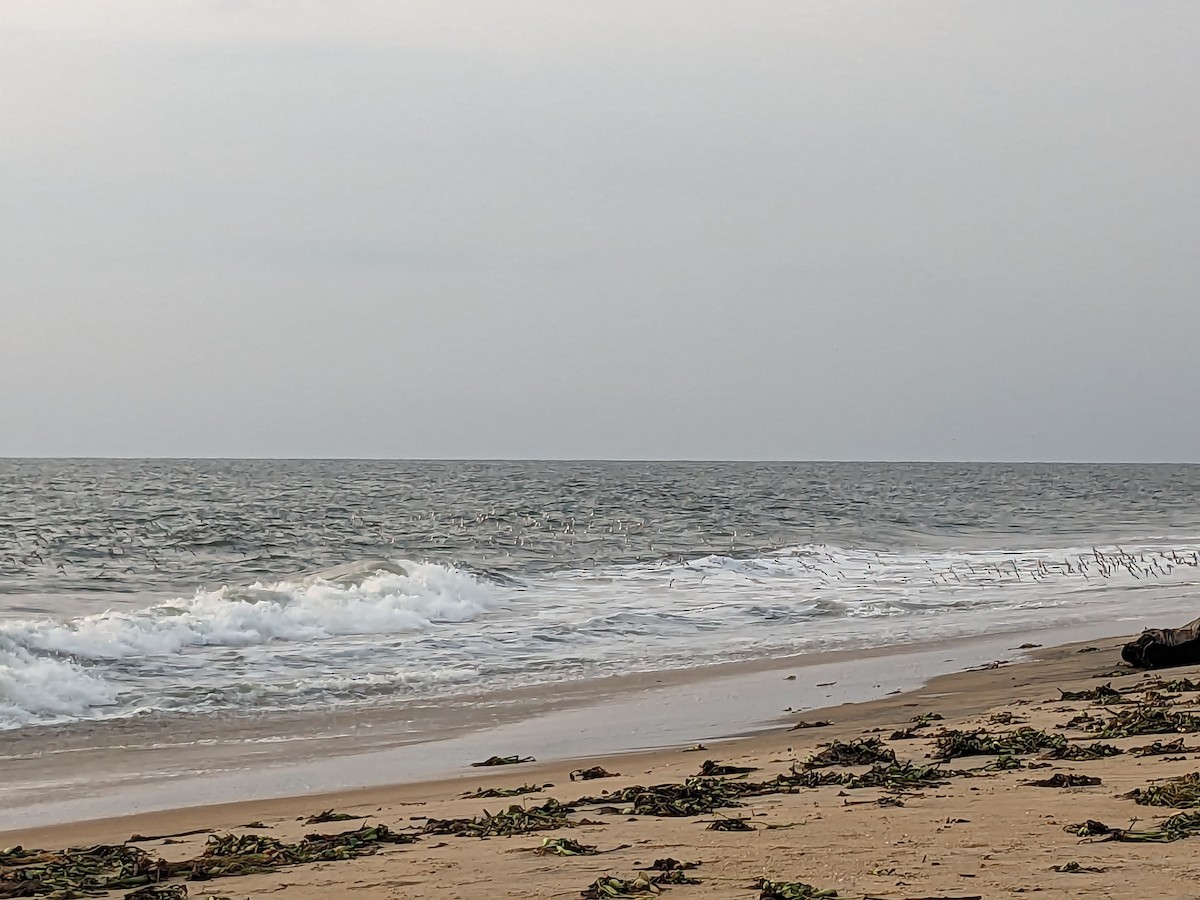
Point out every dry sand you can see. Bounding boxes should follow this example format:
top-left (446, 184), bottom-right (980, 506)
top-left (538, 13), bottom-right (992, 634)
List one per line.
top-left (9, 634), bottom-right (1200, 899)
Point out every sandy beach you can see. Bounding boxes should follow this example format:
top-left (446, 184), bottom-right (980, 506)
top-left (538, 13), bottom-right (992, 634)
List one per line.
top-left (9, 632), bottom-right (1200, 899)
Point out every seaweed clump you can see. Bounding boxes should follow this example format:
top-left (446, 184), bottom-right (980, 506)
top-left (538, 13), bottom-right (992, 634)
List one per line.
top-left (754, 878), bottom-right (839, 899)
top-left (1041, 742), bottom-right (1123, 761)
top-left (797, 738), bottom-right (895, 770)
top-left (1130, 772), bottom-right (1200, 808)
top-left (422, 800), bottom-right (577, 837)
top-left (932, 727), bottom-right (1065, 760)
top-left (1092, 706), bottom-right (1200, 739)
top-left (575, 777), bottom-right (747, 817)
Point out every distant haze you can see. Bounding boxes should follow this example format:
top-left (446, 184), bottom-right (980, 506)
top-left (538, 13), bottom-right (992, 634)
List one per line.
top-left (2, 1), bottom-right (1197, 461)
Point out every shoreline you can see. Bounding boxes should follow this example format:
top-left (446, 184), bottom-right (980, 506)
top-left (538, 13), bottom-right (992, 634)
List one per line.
top-left (3, 621), bottom-right (1141, 837)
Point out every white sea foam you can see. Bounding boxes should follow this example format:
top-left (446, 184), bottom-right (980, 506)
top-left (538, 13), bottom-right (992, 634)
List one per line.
top-left (2, 543), bottom-right (1199, 728)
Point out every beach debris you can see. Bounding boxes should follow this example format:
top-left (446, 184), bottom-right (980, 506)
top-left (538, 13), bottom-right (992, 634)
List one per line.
top-left (981, 754), bottom-right (1024, 771)
top-left (1024, 773), bottom-right (1102, 788)
top-left (125, 886), bottom-right (187, 900)
top-left (1128, 772), bottom-right (1200, 807)
top-left (471, 755), bottom-right (535, 767)
top-left (463, 783), bottom-right (551, 798)
top-left (1050, 861), bottom-right (1107, 873)
top-left (240, 822), bottom-right (269, 829)
top-left (0, 825), bottom-right (417, 898)
top-left (753, 878), bottom-right (839, 898)
top-left (422, 800), bottom-right (576, 837)
top-left (1078, 646), bottom-right (1100, 653)
top-left (931, 727), bottom-right (1065, 759)
top-left (788, 720), bottom-right (832, 731)
top-left (697, 760), bottom-right (758, 777)
top-left (581, 869), bottom-right (699, 897)
top-left (840, 761), bottom-right (951, 792)
top-left (706, 816), bottom-right (754, 831)
top-left (126, 829), bottom-right (213, 843)
top-left (1122, 616), bottom-right (1200, 669)
top-left (798, 738), bottom-right (895, 770)
top-left (534, 837), bottom-right (598, 856)
top-left (1068, 812), bottom-right (1200, 842)
top-left (1131, 738), bottom-right (1200, 757)
top-left (1058, 683), bottom-right (1123, 703)
top-left (0, 844), bottom-right (171, 897)
top-left (303, 809), bottom-right (366, 825)
top-left (682, 744), bottom-right (708, 751)
top-left (1062, 712), bottom-right (1102, 730)
top-left (1064, 820), bottom-right (1117, 838)
top-left (1091, 706), bottom-right (1200, 738)
top-left (571, 767), bottom-right (619, 781)
top-left (1041, 741), bottom-right (1123, 761)
top-left (1148, 677), bottom-right (1200, 693)
top-left (575, 777), bottom-right (747, 817)
top-left (642, 859), bottom-right (698, 871)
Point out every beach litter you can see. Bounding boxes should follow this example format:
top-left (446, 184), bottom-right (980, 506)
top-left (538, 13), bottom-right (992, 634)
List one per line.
top-left (1050, 861), bottom-right (1107, 873)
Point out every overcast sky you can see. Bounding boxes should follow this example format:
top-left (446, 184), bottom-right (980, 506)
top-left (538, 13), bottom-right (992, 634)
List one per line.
top-left (2, 1), bottom-right (1197, 461)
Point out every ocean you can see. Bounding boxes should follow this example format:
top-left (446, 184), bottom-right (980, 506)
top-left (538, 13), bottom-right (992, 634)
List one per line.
top-left (2, 459), bottom-right (1199, 733)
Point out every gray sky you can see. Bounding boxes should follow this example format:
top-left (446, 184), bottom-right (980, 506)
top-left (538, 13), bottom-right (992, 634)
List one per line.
top-left (2, 1), bottom-right (1197, 461)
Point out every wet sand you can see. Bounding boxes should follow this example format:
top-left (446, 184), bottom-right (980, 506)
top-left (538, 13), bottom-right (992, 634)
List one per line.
top-left (10, 632), bottom-right (1200, 899)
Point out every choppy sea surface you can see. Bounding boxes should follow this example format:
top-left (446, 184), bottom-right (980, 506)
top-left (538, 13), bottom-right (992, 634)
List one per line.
top-left (1, 460), bottom-right (1198, 731)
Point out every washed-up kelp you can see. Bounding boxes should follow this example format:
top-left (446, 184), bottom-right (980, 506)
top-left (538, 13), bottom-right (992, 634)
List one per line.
top-left (534, 838), bottom-right (597, 856)
top-left (1025, 773), bottom-right (1102, 788)
top-left (1132, 738), bottom-right (1200, 756)
top-left (422, 800), bottom-right (576, 837)
top-left (1129, 772), bottom-right (1200, 807)
top-left (1067, 812), bottom-right (1200, 842)
top-left (932, 727), bottom-right (1065, 759)
top-left (304, 810), bottom-right (365, 825)
top-left (840, 761), bottom-right (951, 791)
top-left (754, 878), bottom-right (839, 899)
top-left (1041, 742), bottom-right (1123, 761)
top-left (575, 778), bottom-right (747, 817)
top-left (706, 816), bottom-right (754, 832)
top-left (185, 825), bottom-right (416, 880)
top-left (125, 886), bottom-right (187, 900)
top-left (697, 760), bottom-right (758, 777)
top-left (471, 755), bottom-right (535, 767)
top-left (571, 767), bottom-right (619, 781)
top-left (1091, 706), bottom-right (1200, 738)
top-left (0, 826), bottom-right (415, 898)
top-left (788, 720), bottom-right (831, 731)
top-left (1059, 683), bottom-right (1124, 703)
top-left (0, 845), bottom-right (171, 898)
top-left (771, 769), bottom-right (848, 790)
top-left (797, 738), bottom-right (895, 770)
top-left (1050, 862), bottom-right (1107, 873)
top-left (581, 870), bottom-right (699, 898)
top-left (463, 784), bottom-right (550, 798)
top-left (642, 860), bottom-right (698, 872)
top-left (1148, 678), bottom-right (1200, 693)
